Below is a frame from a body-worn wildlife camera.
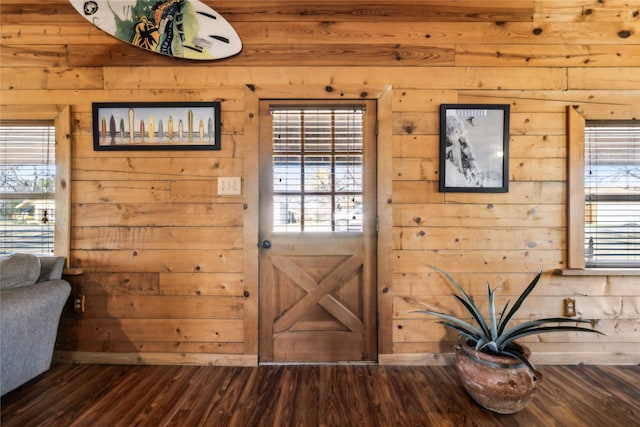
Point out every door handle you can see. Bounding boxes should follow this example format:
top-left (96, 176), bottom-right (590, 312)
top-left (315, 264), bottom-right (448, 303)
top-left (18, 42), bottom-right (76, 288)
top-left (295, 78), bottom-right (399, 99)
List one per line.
top-left (261, 240), bottom-right (272, 249)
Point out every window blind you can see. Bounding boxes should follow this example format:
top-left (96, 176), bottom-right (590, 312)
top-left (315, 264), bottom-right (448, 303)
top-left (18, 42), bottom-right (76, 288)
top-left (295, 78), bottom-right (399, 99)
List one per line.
top-left (270, 106), bottom-right (365, 232)
top-left (584, 122), bottom-right (640, 267)
top-left (0, 124), bottom-right (56, 255)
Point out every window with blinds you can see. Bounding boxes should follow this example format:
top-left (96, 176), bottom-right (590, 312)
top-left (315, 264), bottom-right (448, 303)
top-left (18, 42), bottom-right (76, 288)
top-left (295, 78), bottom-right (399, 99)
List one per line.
top-left (270, 106), bottom-right (365, 232)
top-left (0, 124), bottom-right (56, 255)
top-left (584, 122), bottom-right (640, 267)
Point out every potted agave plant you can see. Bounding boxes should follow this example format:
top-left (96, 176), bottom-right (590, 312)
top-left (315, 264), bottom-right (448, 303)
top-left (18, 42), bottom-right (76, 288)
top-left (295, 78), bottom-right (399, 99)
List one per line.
top-left (417, 267), bottom-right (604, 414)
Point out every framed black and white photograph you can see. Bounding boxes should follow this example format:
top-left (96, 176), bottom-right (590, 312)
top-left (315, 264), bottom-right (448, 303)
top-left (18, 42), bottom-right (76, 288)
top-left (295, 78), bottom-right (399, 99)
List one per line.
top-left (92, 101), bottom-right (221, 151)
top-left (439, 104), bottom-right (510, 193)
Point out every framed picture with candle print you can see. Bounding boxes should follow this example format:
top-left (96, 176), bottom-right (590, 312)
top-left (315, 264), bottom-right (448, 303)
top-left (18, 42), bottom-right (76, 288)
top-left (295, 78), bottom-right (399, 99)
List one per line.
top-left (92, 102), bottom-right (221, 151)
top-left (439, 104), bottom-right (509, 193)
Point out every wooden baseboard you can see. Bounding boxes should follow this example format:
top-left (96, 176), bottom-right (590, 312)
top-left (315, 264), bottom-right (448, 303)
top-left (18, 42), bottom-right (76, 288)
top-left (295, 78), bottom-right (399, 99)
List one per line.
top-left (55, 351), bottom-right (639, 367)
top-left (529, 352), bottom-right (640, 365)
top-left (53, 351), bottom-right (258, 367)
top-left (378, 353), bottom-right (454, 366)
top-left (379, 352), bottom-right (640, 366)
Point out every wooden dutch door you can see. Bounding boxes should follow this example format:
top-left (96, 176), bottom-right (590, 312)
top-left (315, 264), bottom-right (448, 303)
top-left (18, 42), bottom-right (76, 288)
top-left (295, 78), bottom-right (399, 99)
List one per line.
top-left (258, 100), bottom-right (378, 363)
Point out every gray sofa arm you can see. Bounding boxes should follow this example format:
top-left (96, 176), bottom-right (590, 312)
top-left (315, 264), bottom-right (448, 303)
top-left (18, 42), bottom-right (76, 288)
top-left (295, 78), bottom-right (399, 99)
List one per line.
top-left (38, 257), bottom-right (66, 281)
top-left (0, 279), bottom-right (71, 395)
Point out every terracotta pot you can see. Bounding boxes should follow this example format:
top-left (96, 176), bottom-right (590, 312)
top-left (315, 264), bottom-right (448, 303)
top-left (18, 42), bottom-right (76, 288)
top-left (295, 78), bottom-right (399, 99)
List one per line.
top-left (454, 335), bottom-right (540, 414)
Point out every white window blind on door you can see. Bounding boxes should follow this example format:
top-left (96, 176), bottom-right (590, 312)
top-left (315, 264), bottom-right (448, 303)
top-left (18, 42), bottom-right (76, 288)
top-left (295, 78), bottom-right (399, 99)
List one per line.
top-left (270, 106), bottom-right (366, 232)
top-left (584, 122), bottom-right (640, 267)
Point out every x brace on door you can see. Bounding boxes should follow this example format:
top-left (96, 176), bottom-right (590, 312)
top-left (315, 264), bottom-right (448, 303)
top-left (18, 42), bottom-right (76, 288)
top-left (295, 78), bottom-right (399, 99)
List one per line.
top-left (271, 255), bottom-right (365, 334)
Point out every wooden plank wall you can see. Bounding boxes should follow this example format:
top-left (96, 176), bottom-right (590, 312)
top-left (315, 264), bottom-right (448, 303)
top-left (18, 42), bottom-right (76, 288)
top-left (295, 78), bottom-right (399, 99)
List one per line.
top-left (1, 0), bottom-right (639, 365)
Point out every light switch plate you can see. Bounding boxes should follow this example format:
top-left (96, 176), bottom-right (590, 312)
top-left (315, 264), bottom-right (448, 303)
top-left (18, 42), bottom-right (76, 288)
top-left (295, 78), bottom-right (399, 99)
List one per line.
top-left (218, 177), bottom-right (241, 195)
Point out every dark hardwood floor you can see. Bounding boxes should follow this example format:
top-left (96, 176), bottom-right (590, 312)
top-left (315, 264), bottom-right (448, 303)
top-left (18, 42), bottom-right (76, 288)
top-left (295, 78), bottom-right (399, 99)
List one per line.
top-left (1, 363), bottom-right (639, 426)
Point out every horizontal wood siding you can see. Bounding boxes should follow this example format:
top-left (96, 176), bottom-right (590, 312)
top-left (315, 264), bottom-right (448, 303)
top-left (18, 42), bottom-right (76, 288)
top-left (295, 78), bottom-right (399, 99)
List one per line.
top-left (1, 0), bottom-right (638, 365)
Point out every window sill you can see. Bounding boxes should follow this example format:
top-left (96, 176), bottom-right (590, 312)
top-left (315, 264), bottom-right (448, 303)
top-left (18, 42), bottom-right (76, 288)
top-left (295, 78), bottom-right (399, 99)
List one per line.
top-left (555, 268), bottom-right (640, 276)
top-left (63, 267), bottom-right (84, 276)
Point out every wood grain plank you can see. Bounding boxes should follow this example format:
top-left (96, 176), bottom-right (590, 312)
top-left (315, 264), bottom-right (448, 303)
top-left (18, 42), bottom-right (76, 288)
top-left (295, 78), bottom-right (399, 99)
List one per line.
top-left (2, 21), bottom-right (636, 49)
top-left (392, 341), bottom-right (640, 359)
top-left (511, 157), bottom-right (566, 181)
top-left (456, 44), bottom-right (640, 67)
top-left (68, 43), bottom-right (456, 67)
top-left (393, 156), bottom-right (565, 182)
top-left (392, 90), bottom-right (458, 112)
top-left (72, 181), bottom-right (171, 204)
top-left (71, 249), bottom-right (244, 273)
top-left (0, 89), bottom-right (245, 112)
top-left (2, 364), bottom-right (639, 427)
top-left (274, 331), bottom-right (364, 361)
top-left (72, 203), bottom-right (244, 227)
top-left (567, 107), bottom-right (586, 269)
top-left (73, 135), bottom-right (242, 159)
top-left (80, 295), bottom-right (243, 319)
top-left (392, 271), bottom-right (639, 297)
top-left (569, 67), bottom-right (640, 90)
top-left (0, 0), bottom-right (534, 22)
top-left (0, 45), bottom-right (67, 67)
top-left (458, 90), bottom-right (640, 115)
top-left (72, 157), bottom-right (243, 180)
top-left (73, 226), bottom-right (243, 250)
top-left (510, 135), bottom-right (566, 158)
top-left (66, 272), bottom-right (159, 296)
top-left (60, 318), bottom-right (244, 342)
top-left (68, 366), bottom-right (180, 427)
top-left (392, 111), bottom-right (566, 136)
top-left (394, 293), bottom-right (640, 321)
top-left (395, 226), bottom-right (564, 251)
top-left (169, 180), bottom-right (244, 202)
top-left (393, 181), bottom-right (566, 204)
top-left (393, 249), bottom-right (564, 273)
top-left (535, 0), bottom-right (640, 23)
top-left (54, 339), bottom-right (244, 354)
top-left (159, 272), bottom-right (245, 296)
top-left (393, 203), bottom-right (563, 228)
top-left (392, 135), bottom-right (440, 158)
top-left (442, 181), bottom-right (567, 204)
top-left (98, 66), bottom-right (567, 90)
top-left (392, 157), bottom-right (438, 181)
top-left (0, 67), bottom-right (104, 90)
top-left (216, 1), bottom-right (535, 22)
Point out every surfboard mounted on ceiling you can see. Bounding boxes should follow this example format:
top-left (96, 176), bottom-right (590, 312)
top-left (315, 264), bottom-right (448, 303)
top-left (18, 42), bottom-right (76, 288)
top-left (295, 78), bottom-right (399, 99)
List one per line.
top-left (69, 0), bottom-right (242, 60)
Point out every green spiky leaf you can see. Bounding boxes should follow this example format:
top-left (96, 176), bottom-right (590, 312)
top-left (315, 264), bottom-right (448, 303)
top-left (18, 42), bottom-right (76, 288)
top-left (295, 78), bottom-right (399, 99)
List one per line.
top-left (439, 322), bottom-right (481, 342)
top-left (487, 284), bottom-right (498, 341)
top-left (453, 294), bottom-right (491, 338)
top-left (499, 325), bottom-right (604, 347)
top-left (414, 309), bottom-right (483, 339)
top-left (496, 270), bottom-right (542, 335)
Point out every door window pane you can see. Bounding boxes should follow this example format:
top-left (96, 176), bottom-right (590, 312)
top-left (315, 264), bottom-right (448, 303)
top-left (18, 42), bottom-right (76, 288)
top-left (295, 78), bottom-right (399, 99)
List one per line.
top-left (273, 195), bottom-right (301, 232)
top-left (304, 156), bottom-right (332, 192)
top-left (271, 107), bottom-right (366, 233)
top-left (303, 195), bottom-right (333, 232)
top-left (274, 156), bottom-right (301, 193)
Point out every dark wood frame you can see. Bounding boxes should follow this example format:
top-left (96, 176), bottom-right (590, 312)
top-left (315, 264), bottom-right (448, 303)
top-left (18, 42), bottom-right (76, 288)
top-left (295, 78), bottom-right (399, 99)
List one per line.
top-left (439, 104), bottom-right (509, 193)
top-left (92, 102), bottom-right (221, 151)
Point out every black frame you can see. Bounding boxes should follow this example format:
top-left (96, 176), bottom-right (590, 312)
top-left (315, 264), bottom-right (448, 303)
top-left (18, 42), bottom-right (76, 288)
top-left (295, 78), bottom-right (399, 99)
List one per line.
top-left (439, 104), bottom-right (509, 193)
top-left (92, 101), bottom-right (221, 151)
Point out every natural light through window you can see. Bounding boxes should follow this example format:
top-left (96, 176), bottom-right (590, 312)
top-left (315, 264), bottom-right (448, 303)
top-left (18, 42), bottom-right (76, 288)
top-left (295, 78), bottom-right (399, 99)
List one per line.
top-left (0, 124), bottom-right (56, 255)
top-left (270, 106), bottom-right (365, 233)
top-left (584, 122), bottom-right (640, 267)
